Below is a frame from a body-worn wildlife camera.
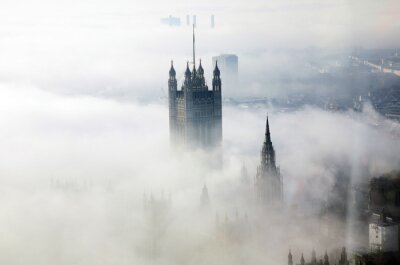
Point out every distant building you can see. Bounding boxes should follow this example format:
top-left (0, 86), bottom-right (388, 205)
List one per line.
top-left (254, 117), bottom-right (283, 208)
top-left (288, 248), bottom-right (347, 265)
top-left (369, 211), bottom-right (399, 253)
top-left (211, 14), bottom-right (215, 28)
top-left (186, 15), bottom-right (190, 26)
top-left (168, 28), bottom-right (222, 150)
top-left (212, 54), bottom-right (238, 78)
top-left (142, 192), bottom-right (172, 259)
top-left (215, 211), bottom-right (250, 244)
top-left (241, 161), bottom-right (249, 185)
top-left (200, 184), bottom-right (210, 209)
top-left (160, 15), bottom-right (181, 26)
top-left (369, 171), bottom-right (400, 221)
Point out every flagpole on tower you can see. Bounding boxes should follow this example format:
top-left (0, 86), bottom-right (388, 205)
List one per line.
top-left (192, 24), bottom-right (196, 66)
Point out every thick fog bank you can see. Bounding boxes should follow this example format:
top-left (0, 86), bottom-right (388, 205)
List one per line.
top-left (0, 85), bottom-right (399, 264)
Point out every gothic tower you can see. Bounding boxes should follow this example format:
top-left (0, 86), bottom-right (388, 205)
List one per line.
top-left (254, 116), bottom-right (283, 208)
top-left (200, 184), bottom-right (210, 210)
top-left (311, 249), bottom-right (317, 265)
top-left (168, 26), bottom-right (222, 150)
top-left (168, 61), bottom-right (178, 144)
top-left (288, 250), bottom-right (293, 265)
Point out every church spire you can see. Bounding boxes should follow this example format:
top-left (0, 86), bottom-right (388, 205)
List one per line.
top-left (261, 116), bottom-right (276, 171)
top-left (265, 115), bottom-right (271, 142)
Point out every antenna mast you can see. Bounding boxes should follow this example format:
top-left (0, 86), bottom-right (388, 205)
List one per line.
top-left (192, 24), bottom-right (196, 66)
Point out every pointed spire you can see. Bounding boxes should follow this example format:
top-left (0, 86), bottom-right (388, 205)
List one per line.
top-left (300, 253), bottom-right (305, 265)
top-left (198, 58), bottom-right (204, 75)
top-left (213, 60), bottom-right (220, 76)
top-left (311, 249), bottom-right (317, 264)
top-left (185, 61), bottom-right (191, 78)
top-left (169, 60), bottom-right (176, 77)
top-left (201, 184), bottom-right (210, 209)
top-left (288, 249), bottom-right (293, 265)
top-left (265, 114), bottom-right (271, 141)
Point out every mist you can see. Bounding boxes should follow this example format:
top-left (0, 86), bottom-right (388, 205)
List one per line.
top-left (0, 83), bottom-right (399, 264)
top-left (1, 1), bottom-right (400, 264)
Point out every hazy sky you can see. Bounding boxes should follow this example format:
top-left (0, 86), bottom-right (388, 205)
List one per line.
top-left (0, 3), bottom-right (400, 263)
top-left (0, 0), bottom-right (399, 99)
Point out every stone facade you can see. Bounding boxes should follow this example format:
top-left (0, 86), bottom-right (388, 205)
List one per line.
top-left (168, 59), bottom-right (222, 149)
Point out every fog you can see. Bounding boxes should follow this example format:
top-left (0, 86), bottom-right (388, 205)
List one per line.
top-left (1, 1), bottom-right (400, 264)
top-left (0, 84), bottom-right (399, 264)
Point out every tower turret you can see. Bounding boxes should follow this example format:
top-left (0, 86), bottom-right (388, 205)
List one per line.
top-left (212, 61), bottom-right (221, 91)
top-left (300, 253), bottom-right (305, 265)
top-left (241, 161), bottom-right (249, 184)
top-left (169, 60), bottom-right (177, 90)
top-left (185, 61), bottom-right (191, 79)
top-left (323, 251), bottom-right (329, 265)
top-left (168, 60), bottom-right (178, 144)
top-left (198, 59), bottom-right (204, 76)
top-left (200, 184), bottom-right (210, 209)
top-left (169, 60), bottom-right (176, 78)
top-left (288, 250), bottom-right (293, 265)
top-left (311, 249), bottom-right (317, 265)
top-left (197, 59), bottom-right (205, 87)
top-left (339, 247), bottom-right (348, 265)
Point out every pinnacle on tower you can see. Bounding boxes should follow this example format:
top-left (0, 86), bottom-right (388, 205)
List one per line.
top-left (311, 249), bottom-right (317, 264)
top-left (288, 250), bottom-right (293, 265)
top-left (169, 60), bottom-right (176, 77)
top-left (201, 184), bottom-right (210, 209)
top-left (185, 61), bottom-right (191, 78)
top-left (213, 60), bottom-right (220, 76)
top-left (324, 250), bottom-right (329, 265)
top-left (198, 59), bottom-right (204, 75)
top-left (265, 115), bottom-right (271, 142)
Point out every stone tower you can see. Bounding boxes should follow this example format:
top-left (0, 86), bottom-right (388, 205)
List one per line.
top-left (200, 184), bottom-right (210, 209)
top-left (288, 250), bottom-right (293, 265)
top-left (254, 116), bottom-right (283, 208)
top-left (168, 26), bottom-right (222, 149)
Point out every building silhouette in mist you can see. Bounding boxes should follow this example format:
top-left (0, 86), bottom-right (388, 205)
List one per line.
top-left (212, 54), bottom-right (238, 79)
top-left (168, 27), bottom-right (222, 149)
top-left (255, 117), bottom-right (283, 208)
top-left (200, 184), bottom-right (210, 210)
top-left (142, 192), bottom-right (172, 259)
top-left (288, 249), bottom-right (336, 265)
